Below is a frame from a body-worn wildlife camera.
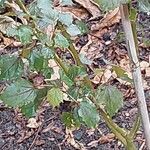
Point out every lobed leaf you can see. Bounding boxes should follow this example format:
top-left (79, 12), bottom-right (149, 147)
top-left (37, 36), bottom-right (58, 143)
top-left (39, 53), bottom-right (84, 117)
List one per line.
top-left (66, 24), bottom-right (81, 36)
top-left (61, 112), bottom-right (80, 128)
top-left (96, 85), bottom-right (123, 117)
top-left (0, 79), bottom-right (37, 107)
top-left (21, 88), bottom-right (48, 118)
top-left (47, 87), bottom-right (64, 107)
top-left (0, 55), bottom-right (24, 81)
top-left (78, 100), bottom-right (100, 128)
top-left (54, 33), bottom-right (70, 48)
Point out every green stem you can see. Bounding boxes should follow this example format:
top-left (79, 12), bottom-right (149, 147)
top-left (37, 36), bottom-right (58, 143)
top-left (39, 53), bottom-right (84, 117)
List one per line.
top-left (54, 54), bottom-right (68, 74)
top-left (57, 22), bottom-right (94, 89)
top-left (16, 0), bottom-right (30, 16)
top-left (129, 113), bottom-right (141, 138)
top-left (57, 22), bottom-right (82, 66)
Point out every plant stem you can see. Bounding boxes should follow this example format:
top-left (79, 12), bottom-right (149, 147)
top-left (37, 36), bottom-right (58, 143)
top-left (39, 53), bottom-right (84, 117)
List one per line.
top-left (57, 22), bottom-right (82, 66)
top-left (54, 54), bottom-right (68, 74)
top-left (16, 0), bottom-right (30, 16)
top-left (129, 113), bottom-right (141, 139)
top-left (120, 4), bottom-right (150, 149)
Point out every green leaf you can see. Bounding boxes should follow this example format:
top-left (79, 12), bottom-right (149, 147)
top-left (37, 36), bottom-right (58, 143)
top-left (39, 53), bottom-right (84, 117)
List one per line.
top-left (54, 33), bottom-right (70, 48)
top-left (0, 0), bottom-right (5, 7)
top-left (68, 65), bottom-right (87, 81)
top-left (6, 25), bottom-right (33, 44)
top-left (61, 112), bottom-right (80, 128)
top-left (37, 32), bottom-right (53, 46)
top-left (67, 24), bottom-right (81, 36)
top-left (29, 46), bottom-right (53, 74)
top-left (0, 55), bottom-right (24, 81)
top-left (129, 8), bottom-right (137, 21)
top-left (47, 87), bottom-right (64, 107)
top-left (29, 0), bottom-right (58, 28)
top-left (59, 69), bottom-right (74, 87)
top-left (96, 85), bottom-right (123, 117)
top-left (21, 88), bottom-right (48, 118)
top-left (78, 100), bottom-right (100, 128)
top-left (138, 0), bottom-right (150, 14)
top-left (112, 65), bottom-right (133, 83)
top-left (93, 0), bottom-right (129, 11)
top-left (17, 25), bottom-right (33, 44)
top-left (0, 79), bottom-right (37, 107)
top-left (21, 101), bottom-right (36, 118)
top-left (58, 13), bottom-right (73, 26)
top-left (76, 20), bottom-right (89, 34)
top-left (37, 0), bottom-right (53, 14)
top-left (68, 86), bottom-right (80, 99)
top-left (79, 53), bottom-right (92, 65)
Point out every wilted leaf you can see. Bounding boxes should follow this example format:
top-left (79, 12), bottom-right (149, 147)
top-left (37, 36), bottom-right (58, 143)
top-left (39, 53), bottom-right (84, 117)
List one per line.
top-left (47, 87), bottom-right (64, 107)
top-left (0, 15), bottom-right (18, 34)
top-left (0, 79), bottom-right (37, 107)
top-left (54, 33), bottom-right (70, 48)
top-left (78, 100), bottom-right (100, 128)
top-left (0, 55), bottom-right (24, 81)
top-left (96, 85), bottom-right (123, 116)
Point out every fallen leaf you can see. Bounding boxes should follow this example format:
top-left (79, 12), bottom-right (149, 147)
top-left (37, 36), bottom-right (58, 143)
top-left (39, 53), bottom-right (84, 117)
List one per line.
top-left (146, 67), bottom-right (150, 77)
top-left (101, 68), bottom-right (112, 84)
top-left (91, 7), bottom-right (120, 31)
top-left (48, 59), bottom-right (60, 80)
top-left (42, 122), bottom-right (55, 133)
top-left (140, 61), bottom-right (149, 71)
top-left (65, 128), bottom-right (86, 150)
top-left (27, 118), bottom-right (41, 129)
top-left (17, 131), bottom-right (34, 143)
top-left (35, 139), bottom-right (45, 146)
top-left (56, 6), bottom-right (89, 20)
top-left (87, 133), bottom-right (115, 147)
top-left (74, 0), bottom-right (101, 18)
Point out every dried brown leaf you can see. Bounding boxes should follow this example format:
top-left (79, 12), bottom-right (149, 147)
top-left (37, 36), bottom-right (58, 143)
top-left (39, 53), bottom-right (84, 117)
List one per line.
top-left (27, 118), bottom-right (41, 129)
top-left (74, 0), bottom-right (101, 18)
top-left (56, 6), bottom-right (89, 20)
top-left (91, 8), bottom-right (120, 31)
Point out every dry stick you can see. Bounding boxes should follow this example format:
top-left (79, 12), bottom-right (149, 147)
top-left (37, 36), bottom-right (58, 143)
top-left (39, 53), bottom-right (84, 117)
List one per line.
top-left (120, 4), bottom-right (150, 149)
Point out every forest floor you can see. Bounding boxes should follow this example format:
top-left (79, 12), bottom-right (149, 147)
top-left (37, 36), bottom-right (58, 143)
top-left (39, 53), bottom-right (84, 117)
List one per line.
top-left (0, 0), bottom-right (150, 150)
